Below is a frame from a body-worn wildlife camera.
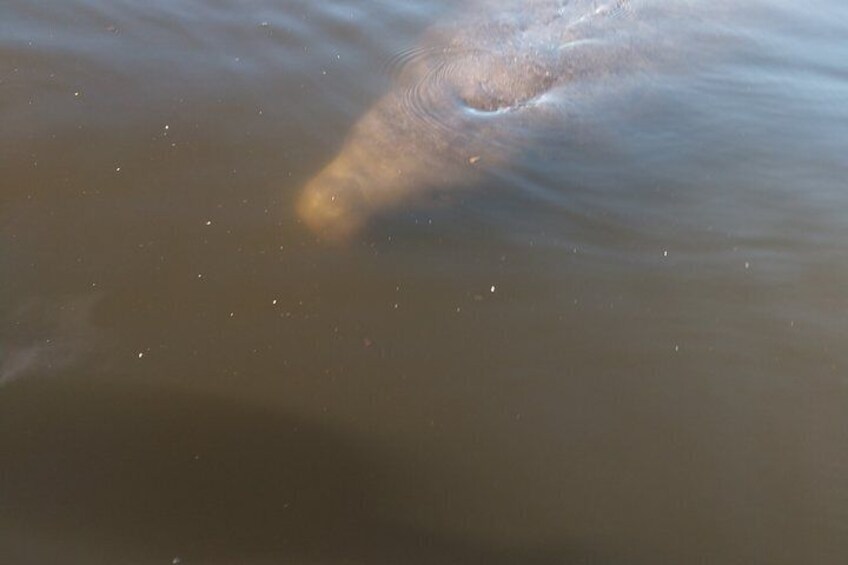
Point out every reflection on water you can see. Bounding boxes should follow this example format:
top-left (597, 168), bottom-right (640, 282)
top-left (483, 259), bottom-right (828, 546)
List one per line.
top-left (2, 0), bottom-right (848, 563)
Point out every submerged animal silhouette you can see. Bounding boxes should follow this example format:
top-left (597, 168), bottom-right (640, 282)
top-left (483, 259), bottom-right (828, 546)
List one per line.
top-left (297, 0), bottom-right (656, 240)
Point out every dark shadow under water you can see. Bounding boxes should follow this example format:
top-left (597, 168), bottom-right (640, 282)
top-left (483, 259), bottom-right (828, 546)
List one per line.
top-left (0, 375), bottom-right (617, 565)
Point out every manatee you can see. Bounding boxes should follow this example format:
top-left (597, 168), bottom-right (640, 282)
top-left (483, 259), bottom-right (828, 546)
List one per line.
top-left (296, 0), bottom-right (669, 240)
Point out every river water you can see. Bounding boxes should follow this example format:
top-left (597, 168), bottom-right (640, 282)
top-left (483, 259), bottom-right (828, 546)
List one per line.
top-left (2, 1), bottom-right (847, 563)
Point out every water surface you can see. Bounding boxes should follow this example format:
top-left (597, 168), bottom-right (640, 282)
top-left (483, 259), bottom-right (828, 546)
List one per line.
top-left (2, 1), bottom-right (848, 563)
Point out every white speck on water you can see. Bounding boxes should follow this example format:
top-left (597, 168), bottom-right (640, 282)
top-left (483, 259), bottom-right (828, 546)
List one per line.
top-left (115, 167), bottom-right (121, 172)
top-left (172, 558), bottom-right (181, 565)
top-left (205, 220), bottom-right (212, 226)
top-left (197, 273), bottom-right (203, 279)
top-left (74, 91), bottom-right (80, 97)
top-left (490, 285), bottom-right (496, 293)
top-left (663, 250), bottom-right (668, 257)
top-left (164, 124), bottom-right (169, 130)
top-left (138, 352), bottom-right (144, 358)
top-left (744, 261), bottom-right (750, 269)
top-left (229, 312), bottom-right (235, 317)
top-left (674, 345), bottom-right (680, 352)
top-left (272, 299), bottom-right (277, 305)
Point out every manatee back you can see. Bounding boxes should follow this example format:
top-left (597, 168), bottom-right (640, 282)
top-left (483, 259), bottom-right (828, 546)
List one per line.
top-left (399, 0), bottom-right (636, 113)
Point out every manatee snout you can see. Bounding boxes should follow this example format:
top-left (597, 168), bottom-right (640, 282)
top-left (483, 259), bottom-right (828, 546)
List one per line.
top-left (296, 161), bottom-right (369, 242)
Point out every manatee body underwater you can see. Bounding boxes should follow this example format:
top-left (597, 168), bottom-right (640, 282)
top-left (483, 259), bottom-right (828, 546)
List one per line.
top-left (296, 0), bottom-right (677, 240)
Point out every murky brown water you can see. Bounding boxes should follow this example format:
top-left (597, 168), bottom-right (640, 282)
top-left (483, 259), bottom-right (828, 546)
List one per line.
top-left (2, 1), bottom-right (848, 563)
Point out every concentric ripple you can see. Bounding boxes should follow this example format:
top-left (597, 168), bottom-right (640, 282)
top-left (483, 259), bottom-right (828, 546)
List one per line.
top-left (385, 42), bottom-right (557, 144)
top-left (384, 44), bottom-right (473, 144)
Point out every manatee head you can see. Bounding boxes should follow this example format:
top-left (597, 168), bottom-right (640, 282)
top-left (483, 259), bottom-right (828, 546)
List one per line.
top-left (296, 88), bottom-right (480, 242)
top-left (296, 116), bottom-right (423, 242)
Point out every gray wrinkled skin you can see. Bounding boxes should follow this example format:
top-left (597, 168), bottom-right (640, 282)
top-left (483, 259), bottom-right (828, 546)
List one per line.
top-left (296, 0), bottom-right (673, 240)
